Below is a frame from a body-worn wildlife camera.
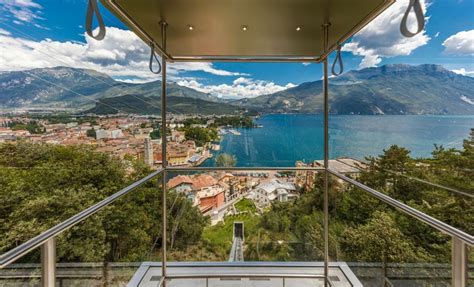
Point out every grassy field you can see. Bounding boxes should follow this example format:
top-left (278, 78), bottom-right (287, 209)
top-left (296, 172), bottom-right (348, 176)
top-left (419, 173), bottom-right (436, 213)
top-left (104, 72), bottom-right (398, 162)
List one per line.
top-left (234, 198), bottom-right (257, 213)
top-left (202, 212), bottom-right (262, 260)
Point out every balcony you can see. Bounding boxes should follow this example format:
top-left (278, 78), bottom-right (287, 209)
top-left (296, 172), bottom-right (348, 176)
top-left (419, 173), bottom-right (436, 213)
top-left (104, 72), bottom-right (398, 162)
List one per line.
top-left (0, 0), bottom-right (473, 287)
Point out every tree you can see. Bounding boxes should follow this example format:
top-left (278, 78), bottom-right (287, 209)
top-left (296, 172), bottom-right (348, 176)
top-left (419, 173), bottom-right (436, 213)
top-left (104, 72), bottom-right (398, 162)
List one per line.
top-left (86, 128), bottom-right (96, 139)
top-left (215, 153), bottom-right (237, 167)
top-left (0, 142), bottom-right (206, 266)
top-left (150, 128), bottom-right (160, 139)
top-left (341, 211), bottom-right (432, 281)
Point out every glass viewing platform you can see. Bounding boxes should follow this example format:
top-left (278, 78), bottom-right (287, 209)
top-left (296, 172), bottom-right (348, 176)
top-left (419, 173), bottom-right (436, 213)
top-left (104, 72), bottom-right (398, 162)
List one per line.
top-left (0, 0), bottom-right (472, 287)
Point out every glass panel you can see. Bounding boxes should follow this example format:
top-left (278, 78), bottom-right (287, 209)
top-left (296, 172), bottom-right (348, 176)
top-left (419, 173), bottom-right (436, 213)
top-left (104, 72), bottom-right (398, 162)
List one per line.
top-left (165, 65), bottom-right (323, 168)
top-left (329, 116), bottom-right (473, 235)
top-left (161, 169), bottom-right (359, 285)
top-left (0, 145), bottom-right (160, 286)
top-left (328, 173), bottom-right (453, 286)
top-left (53, 173), bottom-right (163, 286)
top-left (165, 169), bottom-right (325, 262)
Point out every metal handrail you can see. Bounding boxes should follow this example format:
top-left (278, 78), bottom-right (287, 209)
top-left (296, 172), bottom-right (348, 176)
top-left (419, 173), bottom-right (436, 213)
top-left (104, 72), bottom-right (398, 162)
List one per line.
top-left (382, 168), bottom-right (473, 198)
top-left (1, 166), bottom-right (471, 268)
top-left (0, 168), bottom-right (164, 268)
top-left (166, 273), bottom-right (326, 279)
top-left (327, 168), bottom-right (474, 246)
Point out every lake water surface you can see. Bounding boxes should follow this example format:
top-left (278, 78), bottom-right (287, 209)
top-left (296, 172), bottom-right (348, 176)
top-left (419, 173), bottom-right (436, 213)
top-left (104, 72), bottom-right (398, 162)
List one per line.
top-left (203, 114), bottom-right (474, 167)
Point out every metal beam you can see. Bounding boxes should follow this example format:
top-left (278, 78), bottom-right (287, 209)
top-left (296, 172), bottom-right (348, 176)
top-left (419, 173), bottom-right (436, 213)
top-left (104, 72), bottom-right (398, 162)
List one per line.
top-left (322, 22), bottom-right (330, 287)
top-left (160, 20), bottom-right (168, 287)
top-left (41, 238), bottom-right (55, 287)
top-left (166, 166), bottom-right (325, 172)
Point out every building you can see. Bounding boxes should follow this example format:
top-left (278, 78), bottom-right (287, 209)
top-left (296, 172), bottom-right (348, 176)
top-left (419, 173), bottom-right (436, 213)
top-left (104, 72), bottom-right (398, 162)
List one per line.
top-left (191, 174), bottom-right (225, 212)
top-left (171, 130), bottom-right (186, 143)
top-left (295, 158), bottom-right (365, 190)
top-left (110, 129), bottom-right (124, 139)
top-left (168, 175), bottom-right (195, 204)
top-left (198, 189), bottom-right (225, 213)
top-left (251, 179), bottom-right (297, 207)
top-left (95, 129), bottom-right (109, 140)
top-left (168, 175), bottom-right (193, 194)
top-left (168, 150), bottom-right (189, 166)
top-left (167, 174), bottom-right (226, 211)
top-left (143, 138), bottom-right (154, 167)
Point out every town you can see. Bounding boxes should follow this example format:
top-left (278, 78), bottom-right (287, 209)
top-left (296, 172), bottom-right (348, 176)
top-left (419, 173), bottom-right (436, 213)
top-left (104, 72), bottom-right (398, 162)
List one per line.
top-left (0, 113), bottom-right (253, 168)
top-left (0, 113), bottom-right (364, 223)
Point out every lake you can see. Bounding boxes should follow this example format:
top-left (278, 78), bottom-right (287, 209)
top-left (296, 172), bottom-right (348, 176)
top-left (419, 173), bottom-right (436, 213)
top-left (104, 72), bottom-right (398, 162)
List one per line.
top-left (203, 114), bottom-right (474, 167)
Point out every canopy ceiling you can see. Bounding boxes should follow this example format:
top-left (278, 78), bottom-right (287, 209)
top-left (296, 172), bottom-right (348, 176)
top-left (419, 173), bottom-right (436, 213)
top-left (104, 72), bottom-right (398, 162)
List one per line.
top-left (101, 0), bottom-right (394, 62)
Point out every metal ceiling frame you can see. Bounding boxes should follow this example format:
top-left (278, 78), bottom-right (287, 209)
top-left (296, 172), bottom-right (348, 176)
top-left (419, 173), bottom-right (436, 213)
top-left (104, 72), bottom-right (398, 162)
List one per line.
top-left (102, 0), bottom-right (395, 63)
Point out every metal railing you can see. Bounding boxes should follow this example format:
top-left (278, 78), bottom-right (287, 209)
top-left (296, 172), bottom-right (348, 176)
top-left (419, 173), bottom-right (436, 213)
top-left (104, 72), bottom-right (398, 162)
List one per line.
top-left (0, 167), bottom-right (474, 286)
top-left (0, 168), bottom-right (164, 269)
top-left (327, 168), bottom-right (474, 246)
top-left (0, 166), bottom-right (472, 286)
top-left (328, 168), bottom-right (473, 287)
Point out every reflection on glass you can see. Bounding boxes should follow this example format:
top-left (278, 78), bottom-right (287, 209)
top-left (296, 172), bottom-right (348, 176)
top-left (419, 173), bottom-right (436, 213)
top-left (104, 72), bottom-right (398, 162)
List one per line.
top-left (328, 174), bottom-right (453, 286)
top-left (165, 170), bottom-right (325, 263)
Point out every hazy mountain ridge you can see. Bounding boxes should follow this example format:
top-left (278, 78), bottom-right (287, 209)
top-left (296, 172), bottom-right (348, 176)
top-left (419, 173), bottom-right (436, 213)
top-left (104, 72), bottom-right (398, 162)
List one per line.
top-left (0, 66), bottom-right (220, 111)
top-left (236, 64), bottom-right (474, 115)
top-left (85, 94), bottom-right (244, 115)
top-left (1, 64), bottom-right (473, 115)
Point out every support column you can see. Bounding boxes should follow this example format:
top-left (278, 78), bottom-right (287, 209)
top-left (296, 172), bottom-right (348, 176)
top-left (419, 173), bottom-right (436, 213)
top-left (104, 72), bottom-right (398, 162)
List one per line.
top-left (160, 20), bottom-right (168, 287)
top-left (322, 23), bottom-right (330, 287)
top-left (41, 238), bottom-right (56, 287)
top-left (452, 237), bottom-right (468, 287)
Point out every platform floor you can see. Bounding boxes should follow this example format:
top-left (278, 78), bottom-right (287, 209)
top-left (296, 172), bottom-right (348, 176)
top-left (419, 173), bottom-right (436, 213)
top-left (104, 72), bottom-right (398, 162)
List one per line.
top-left (128, 262), bottom-right (362, 287)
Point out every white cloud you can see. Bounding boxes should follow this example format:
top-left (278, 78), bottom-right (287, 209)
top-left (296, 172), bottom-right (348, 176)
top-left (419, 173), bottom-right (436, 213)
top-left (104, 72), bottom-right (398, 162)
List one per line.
top-left (434, 32), bottom-right (440, 38)
top-left (170, 62), bottom-right (247, 77)
top-left (0, 27), bottom-right (248, 82)
top-left (177, 78), bottom-right (295, 99)
top-left (442, 30), bottom-right (474, 55)
top-left (342, 0), bottom-right (430, 68)
top-left (233, 77), bottom-right (253, 85)
top-left (0, 28), bottom-right (11, 36)
top-left (1, 0), bottom-right (45, 28)
top-left (451, 68), bottom-right (474, 76)
top-left (302, 62), bottom-right (311, 66)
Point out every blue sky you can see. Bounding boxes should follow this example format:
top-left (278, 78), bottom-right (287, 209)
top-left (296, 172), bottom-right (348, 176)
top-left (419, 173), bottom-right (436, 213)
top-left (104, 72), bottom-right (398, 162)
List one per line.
top-left (0, 0), bottom-right (473, 98)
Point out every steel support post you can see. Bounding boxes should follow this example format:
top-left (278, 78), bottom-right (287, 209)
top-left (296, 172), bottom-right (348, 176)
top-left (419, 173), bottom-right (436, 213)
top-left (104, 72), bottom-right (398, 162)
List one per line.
top-left (41, 237), bottom-right (56, 287)
top-left (160, 20), bottom-right (168, 287)
top-left (322, 22), bottom-right (331, 287)
top-left (452, 237), bottom-right (468, 287)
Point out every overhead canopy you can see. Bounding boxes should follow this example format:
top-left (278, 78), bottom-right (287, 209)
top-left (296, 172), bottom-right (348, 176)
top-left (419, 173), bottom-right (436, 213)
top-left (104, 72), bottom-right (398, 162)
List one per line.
top-left (100, 0), bottom-right (394, 62)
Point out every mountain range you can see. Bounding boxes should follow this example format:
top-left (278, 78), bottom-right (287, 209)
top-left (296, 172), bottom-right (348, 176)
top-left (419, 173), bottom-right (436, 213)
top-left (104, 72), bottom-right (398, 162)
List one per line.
top-left (1, 64), bottom-right (473, 115)
top-left (235, 64), bottom-right (474, 115)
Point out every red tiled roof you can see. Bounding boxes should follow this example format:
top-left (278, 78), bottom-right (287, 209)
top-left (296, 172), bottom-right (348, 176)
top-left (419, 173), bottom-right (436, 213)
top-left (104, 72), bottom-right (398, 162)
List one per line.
top-left (168, 175), bottom-right (193, 189)
top-left (192, 174), bottom-right (218, 190)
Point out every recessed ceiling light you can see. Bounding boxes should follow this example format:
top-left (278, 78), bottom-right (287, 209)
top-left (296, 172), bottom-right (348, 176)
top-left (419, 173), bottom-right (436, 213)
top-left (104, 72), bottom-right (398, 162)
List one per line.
top-left (296, 26), bottom-right (301, 31)
top-left (188, 25), bottom-right (194, 31)
top-left (242, 25), bottom-right (248, 31)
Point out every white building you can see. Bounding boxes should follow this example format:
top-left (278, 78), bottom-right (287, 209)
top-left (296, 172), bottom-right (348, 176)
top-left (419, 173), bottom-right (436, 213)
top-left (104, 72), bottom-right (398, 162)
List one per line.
top-left (95, 129), bottom-right (109, 140)
top-left (110, 129), bottom-right (124, 139)
top-left (250, 179), bottom-right (297, 207)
